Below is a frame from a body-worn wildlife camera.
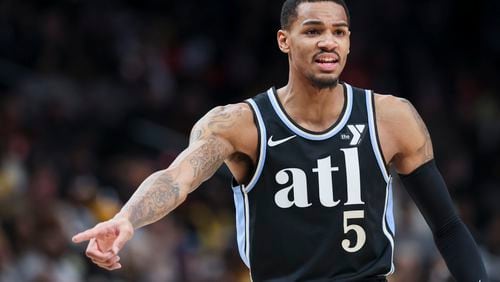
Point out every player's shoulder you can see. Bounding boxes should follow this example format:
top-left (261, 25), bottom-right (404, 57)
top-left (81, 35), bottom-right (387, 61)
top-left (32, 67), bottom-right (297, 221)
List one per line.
top-left (373, 92), bottom-right (428, 153)
top-left (196, 102), bottom-right (254, 135)
top-left (208, 102), bottom-right (252, 116)
top-left (205, 102), bottom-right (253, 124)
top-left (373, 92), bottom-right (417, 125)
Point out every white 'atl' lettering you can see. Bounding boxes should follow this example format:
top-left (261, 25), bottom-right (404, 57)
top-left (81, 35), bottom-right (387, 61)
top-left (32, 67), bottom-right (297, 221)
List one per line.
top-left (341, 148), bottom-right (365, 205)
top-left (274, 168), bottom-right (311, 208)
top-left (274, 147), bottom-right (365, 208)
top-left (312, 156), bottom-right (340, 207)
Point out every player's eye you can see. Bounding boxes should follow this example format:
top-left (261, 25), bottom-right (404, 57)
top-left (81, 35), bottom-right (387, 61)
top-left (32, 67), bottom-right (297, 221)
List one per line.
top-left (305, 29), bottom-right (320, 36)
top-left (334, 29), bottom-right (347, 37)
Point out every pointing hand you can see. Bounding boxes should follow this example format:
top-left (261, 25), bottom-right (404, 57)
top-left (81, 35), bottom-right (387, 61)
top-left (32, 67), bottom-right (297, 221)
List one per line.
top-left (72, 217), bottom-right (134, 270)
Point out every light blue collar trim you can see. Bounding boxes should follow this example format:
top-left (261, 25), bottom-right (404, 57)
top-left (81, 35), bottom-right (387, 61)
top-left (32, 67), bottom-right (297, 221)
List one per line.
top-left (267, 83), bottom-right (353, 141)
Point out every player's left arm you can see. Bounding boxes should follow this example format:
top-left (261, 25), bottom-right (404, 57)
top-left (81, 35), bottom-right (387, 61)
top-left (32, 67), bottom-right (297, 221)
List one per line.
top-left (388, 97), bottom-right (488, 281)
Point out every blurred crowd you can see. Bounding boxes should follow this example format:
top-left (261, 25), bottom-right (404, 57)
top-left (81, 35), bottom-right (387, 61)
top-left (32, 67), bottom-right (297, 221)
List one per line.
top-left (0, 0), bottom-right (499, 281)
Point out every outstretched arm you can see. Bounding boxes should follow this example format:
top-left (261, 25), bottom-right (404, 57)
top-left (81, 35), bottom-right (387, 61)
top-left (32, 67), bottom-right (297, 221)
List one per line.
top-left (388, 97), bottom-right (488, 281)
top-left (118, 114), bottom-right (234, 229)
top-left (72, 104), bottom-right (243, 270)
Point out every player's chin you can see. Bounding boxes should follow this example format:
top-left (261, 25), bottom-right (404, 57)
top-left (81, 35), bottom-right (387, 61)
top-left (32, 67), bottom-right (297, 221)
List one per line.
top-left (309, 75), bottom-right (340, 89)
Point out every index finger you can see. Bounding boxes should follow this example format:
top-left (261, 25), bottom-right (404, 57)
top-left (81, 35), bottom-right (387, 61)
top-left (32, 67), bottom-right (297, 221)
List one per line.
top-left (72, 227), bottom-right (100, 243)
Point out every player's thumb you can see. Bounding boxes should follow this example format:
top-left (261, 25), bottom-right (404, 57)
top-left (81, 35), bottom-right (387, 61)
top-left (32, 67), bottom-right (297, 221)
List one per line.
top-left (111, 229), bottom-right (131, 255)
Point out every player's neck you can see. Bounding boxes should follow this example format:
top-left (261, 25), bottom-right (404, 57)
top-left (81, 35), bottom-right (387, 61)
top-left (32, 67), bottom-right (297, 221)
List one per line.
top-left (276, 80), bottom-right (345, 132)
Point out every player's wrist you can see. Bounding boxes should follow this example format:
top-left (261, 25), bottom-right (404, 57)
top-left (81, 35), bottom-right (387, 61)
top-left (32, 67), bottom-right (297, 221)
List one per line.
top-left (112, 212), bottom-right (135, 230)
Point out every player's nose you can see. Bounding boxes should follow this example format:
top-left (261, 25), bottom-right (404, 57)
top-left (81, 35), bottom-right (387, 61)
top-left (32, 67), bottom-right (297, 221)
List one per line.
top-left (317, 33), bottom-right (338, 51)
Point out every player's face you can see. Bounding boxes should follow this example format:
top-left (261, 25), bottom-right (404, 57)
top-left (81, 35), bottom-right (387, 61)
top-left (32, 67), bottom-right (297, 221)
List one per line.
top-left (278, 2), bottom-right (350, 89)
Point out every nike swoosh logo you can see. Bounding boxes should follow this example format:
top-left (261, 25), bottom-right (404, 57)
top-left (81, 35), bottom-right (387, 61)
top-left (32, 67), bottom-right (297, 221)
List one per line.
top-left (267, 135), bottom-right (297, 147)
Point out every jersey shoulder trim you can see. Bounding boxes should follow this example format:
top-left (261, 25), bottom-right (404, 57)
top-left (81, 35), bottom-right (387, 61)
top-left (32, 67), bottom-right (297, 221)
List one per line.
top-left (365, 90), bottom-right (390, 182)
top-left (233, 98), bottom-right (267, 193)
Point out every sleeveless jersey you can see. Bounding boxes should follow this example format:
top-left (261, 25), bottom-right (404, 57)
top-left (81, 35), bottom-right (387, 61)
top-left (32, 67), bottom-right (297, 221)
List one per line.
top-left (231, 83), bottom-right (395, 281)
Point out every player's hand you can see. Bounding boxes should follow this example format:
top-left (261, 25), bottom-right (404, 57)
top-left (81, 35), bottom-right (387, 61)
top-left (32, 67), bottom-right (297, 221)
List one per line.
top-left (72, 216), bottom-right (134, 271)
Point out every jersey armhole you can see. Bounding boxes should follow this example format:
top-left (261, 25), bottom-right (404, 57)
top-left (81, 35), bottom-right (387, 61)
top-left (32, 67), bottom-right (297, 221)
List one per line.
top-left (233, 99), bottom-right (266, 193)
top-left (366, 90), bottom-right (390, 182)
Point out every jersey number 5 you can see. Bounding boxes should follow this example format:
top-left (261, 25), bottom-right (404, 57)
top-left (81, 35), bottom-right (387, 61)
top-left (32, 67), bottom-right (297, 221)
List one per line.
top-left (342, 210), bottom-right (366, 252)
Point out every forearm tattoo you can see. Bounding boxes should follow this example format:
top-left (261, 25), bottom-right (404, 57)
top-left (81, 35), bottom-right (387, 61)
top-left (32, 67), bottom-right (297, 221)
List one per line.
top-left (401, 98), bottom-right (434, 161)
top-left (123, 172), bottom-right (181, 228)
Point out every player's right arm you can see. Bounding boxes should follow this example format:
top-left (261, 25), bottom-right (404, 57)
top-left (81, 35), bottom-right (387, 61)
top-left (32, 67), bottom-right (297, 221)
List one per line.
top-left (72, 103), bottom-right (250, 270)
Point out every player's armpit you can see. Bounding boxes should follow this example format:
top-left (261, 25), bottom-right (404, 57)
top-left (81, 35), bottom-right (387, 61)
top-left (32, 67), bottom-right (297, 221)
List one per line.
top-left (389, 97), bottom-right (434, 174)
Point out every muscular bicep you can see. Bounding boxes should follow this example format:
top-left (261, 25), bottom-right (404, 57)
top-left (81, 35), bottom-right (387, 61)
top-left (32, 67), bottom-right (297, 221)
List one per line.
top-left (168, 105), bottom-right (243, 192)
top-left (392, 98), bottom-right (434, 174)
top-left (170, 134), bottom-right (232, 192)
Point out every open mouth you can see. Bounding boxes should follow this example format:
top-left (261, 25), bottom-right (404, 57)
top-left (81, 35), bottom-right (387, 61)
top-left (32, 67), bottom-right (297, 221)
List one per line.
top-left (314, 55), bottom-right (340, 71)
top-left (315, 57), bottom-right (339, 64)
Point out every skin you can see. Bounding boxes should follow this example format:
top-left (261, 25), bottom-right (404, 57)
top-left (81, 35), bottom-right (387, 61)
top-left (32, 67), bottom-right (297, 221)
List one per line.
top-left (72, 1), bottom-right (433, 270)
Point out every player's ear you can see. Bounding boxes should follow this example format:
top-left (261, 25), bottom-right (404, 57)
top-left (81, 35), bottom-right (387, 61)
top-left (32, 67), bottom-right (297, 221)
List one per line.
top-left (347, 30), bottom-right (351, 54)
top-left (277, 30), bottom-right (290, 54)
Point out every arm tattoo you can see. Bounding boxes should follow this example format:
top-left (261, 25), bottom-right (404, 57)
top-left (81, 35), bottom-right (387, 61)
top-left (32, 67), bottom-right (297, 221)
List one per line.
top-left (189, 129), bottom-right (203, 144)
top-left (123, 172), bottom-right (181, 229)
top-left (122, 105), bottom-right (239, 228)
top-left (401, 98), bottom-right (434, 161)
top-left (187, 105), bottom-right (240, 180)
top-left (188, 135), bottom-right (227, 180)
top-left (207, 106), bottom-right (242, 131)
top-left (189, 105), bottom-right (241, 144)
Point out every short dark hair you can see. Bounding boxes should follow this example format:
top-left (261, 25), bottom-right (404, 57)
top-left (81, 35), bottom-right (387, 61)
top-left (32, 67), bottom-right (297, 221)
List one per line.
top-left (280, 0), bottom-right (350, 30)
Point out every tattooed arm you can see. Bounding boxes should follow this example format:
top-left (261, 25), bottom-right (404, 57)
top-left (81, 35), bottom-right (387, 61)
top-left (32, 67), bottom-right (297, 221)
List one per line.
top-left (118, 108), bottom-right (236, 228)
top-left (72, 104), bottom-right (249, 270)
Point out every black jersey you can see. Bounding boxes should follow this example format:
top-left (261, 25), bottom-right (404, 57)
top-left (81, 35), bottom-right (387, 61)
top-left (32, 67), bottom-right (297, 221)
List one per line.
top-left (232, 83), bottom-right (395, 282)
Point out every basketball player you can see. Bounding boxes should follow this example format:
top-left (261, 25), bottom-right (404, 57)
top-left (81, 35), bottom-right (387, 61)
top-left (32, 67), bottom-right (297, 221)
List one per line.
top-left (72, 0), bottom-right (488, 281)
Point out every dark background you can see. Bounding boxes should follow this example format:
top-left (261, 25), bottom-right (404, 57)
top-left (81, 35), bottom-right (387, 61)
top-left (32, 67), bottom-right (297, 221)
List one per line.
top-left (0, 0), bottom-right (499, 281)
